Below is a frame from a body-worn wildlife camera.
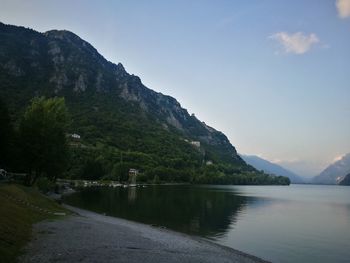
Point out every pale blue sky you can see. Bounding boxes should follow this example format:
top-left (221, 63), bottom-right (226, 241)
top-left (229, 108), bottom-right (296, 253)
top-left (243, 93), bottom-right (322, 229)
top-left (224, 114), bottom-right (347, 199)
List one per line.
top-left (1, 0), bottom-right (349, 176)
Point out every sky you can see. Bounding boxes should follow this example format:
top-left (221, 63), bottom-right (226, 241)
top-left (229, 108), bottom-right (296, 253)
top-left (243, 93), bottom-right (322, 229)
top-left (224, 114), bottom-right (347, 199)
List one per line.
top-left (1, 0), bottom-right (349, 177)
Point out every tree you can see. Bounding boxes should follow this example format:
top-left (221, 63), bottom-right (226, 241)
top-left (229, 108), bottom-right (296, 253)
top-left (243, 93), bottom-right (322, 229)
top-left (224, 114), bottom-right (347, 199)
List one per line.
top-left (79, 158), bottom-right (105, 180)
top-left (19, 97), bottom-right (70, 185)
top-left (0, 98), bottom-right (13, 169)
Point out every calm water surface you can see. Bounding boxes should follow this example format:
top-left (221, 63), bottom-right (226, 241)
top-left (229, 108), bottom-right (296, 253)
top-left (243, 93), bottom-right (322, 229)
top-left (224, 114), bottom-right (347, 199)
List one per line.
top-left (64, 184), bottom-right (350, 263)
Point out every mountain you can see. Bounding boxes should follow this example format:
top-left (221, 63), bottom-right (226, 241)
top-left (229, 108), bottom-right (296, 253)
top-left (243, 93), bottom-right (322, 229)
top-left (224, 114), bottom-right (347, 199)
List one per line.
top-left (0, 22), bottom-right (289, 185)
top-left (240, 155), bottom-right (304, 183)
top-left (339, 173), bottom-right (350, 186)
top-left (312, 153), bottom-right (350, 185)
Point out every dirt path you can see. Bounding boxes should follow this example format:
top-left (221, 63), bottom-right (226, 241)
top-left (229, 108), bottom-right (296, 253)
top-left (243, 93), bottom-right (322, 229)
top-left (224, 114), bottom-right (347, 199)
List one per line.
top-left (20, 205), bottom-right (270, 263)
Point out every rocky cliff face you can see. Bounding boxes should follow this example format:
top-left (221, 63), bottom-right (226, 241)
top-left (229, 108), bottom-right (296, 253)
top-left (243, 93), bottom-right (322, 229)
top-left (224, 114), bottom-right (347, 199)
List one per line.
top-left (0, 22), bottom-right (243, 166)
top-left (339, 173), bottom-right (350, 186)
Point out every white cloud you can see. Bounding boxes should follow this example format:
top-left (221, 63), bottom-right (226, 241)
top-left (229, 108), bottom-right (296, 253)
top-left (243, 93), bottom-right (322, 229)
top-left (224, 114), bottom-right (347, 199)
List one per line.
top-left (336, 0), bottom-right (350, 18)
top-left (270, 32), bottom-right (320, 55)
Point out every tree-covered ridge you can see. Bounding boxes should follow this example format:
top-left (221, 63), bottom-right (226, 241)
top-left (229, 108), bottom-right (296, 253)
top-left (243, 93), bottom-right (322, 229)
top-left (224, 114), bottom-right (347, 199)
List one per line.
top-left (0, 22), bottom-right (240, 165)
top-left (0, 22), bottom-right (290, 185)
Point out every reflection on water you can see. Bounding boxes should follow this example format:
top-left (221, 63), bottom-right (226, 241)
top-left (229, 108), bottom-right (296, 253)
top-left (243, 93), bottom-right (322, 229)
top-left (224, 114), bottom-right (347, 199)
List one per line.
top-left (64, 185), bottom-right (252, 238)
top-left (64, 184), bottom-right (350, 263)
top-left (128, 187), bottom-right (137, 203)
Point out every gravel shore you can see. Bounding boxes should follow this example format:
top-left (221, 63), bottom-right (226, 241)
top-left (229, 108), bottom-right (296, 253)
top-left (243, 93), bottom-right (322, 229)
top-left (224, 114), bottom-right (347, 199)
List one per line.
top-left (20, 205), bottom-right (269, 263)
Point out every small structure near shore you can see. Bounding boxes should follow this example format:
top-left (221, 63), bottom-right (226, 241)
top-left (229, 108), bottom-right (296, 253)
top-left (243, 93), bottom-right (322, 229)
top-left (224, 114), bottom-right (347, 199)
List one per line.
top-left (70, 133), bottom-right (81, 140)
top-left (67, 133), bottom-right (81, 147)
top-left (128, 169), bottom-right (139, 185)
top-left (0, 169), bottom-right (7, 179)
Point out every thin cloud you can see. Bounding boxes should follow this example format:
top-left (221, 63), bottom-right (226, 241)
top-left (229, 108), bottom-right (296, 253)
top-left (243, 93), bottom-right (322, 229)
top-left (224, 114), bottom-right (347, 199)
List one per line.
top-left (336, 0), bottom-right (350, 18)
top-left (270, 32), bottom-right (320, 55)
top-left (272, 158), bottom-right (299, 164)
top-left (332, 154), bottom-right (345, 162)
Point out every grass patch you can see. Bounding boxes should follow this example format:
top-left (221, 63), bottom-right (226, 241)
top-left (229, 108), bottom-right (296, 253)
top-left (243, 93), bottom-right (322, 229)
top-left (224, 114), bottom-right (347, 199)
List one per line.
top-left (0, 183), bottom-right (69, 263)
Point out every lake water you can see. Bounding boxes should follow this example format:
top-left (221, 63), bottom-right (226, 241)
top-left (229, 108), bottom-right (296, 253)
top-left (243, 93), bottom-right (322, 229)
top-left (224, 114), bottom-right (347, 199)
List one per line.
top-left (63, 184), bottom-right (350, 263)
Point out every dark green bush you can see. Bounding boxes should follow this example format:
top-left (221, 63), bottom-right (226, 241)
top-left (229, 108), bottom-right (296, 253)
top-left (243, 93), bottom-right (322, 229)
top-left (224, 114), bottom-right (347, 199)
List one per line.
top-left (36, 177), bottom-right (54, 193)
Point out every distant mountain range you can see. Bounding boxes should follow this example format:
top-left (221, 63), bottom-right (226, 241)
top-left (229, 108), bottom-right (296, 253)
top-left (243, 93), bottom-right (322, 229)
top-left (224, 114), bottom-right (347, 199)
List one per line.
top-left (312, 153), bottom-right (350, 185)
top-left (240, 155), bottom-right (304, 183)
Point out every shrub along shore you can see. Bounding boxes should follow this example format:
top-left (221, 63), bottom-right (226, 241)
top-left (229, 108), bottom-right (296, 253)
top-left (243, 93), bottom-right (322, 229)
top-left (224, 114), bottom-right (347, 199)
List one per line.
top-left (0, 183), bottom-right (69, 263)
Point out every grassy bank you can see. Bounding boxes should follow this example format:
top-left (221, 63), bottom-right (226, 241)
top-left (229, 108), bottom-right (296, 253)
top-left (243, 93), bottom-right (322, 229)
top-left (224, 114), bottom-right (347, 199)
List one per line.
top-left (0, 184), bottom-right (69, 263)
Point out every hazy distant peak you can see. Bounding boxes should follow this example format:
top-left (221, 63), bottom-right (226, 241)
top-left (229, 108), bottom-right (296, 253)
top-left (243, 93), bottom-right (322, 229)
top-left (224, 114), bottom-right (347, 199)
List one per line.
top-left (240, 154), bottom-right (304, 183)
top-left (312, 152), bottom-right (350, 184)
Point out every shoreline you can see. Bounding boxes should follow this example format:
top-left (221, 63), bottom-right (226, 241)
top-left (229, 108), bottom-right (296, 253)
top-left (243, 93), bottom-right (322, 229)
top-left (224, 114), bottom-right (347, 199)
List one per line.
top-left (20, 204), bottom-right (270, 263)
